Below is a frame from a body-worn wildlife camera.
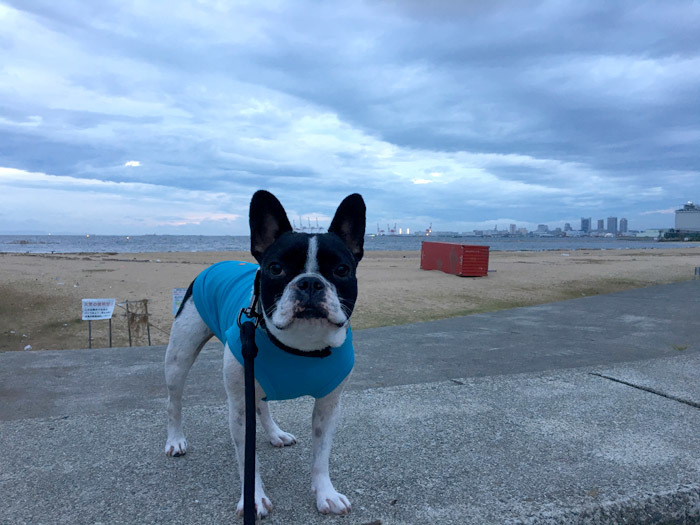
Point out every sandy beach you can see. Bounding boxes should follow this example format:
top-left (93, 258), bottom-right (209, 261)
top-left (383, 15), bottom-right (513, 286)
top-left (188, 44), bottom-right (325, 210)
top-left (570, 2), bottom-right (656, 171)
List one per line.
top-left (1, 248), bottom-right (698, 351)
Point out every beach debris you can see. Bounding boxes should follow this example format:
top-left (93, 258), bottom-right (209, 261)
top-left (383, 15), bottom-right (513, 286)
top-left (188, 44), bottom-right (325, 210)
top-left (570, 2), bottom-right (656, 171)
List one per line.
top-left (74, 282), bottom-right (79, 287)
top-left (10, 330), bottom-right (15, 334)
top-left (24, 345), bottom-right (32, 351)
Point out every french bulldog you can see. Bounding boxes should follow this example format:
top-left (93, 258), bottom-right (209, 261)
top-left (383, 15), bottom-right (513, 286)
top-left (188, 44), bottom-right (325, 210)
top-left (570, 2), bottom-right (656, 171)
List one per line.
top-left (164, 190), bottom-right (365, 518)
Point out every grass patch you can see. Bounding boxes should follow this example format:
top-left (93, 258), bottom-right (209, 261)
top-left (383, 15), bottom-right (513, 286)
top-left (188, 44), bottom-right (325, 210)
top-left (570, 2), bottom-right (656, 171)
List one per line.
top-left (353, 298), bottom-right (536, 330)
top-left (352, 276), bottom-right (684, 331)
top-left (43, 318), bottom-right (82, 330)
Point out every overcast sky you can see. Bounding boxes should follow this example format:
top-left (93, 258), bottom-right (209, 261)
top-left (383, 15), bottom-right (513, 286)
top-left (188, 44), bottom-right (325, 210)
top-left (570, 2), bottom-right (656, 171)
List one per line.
top-left (1, 0), bottom-right (699, 235)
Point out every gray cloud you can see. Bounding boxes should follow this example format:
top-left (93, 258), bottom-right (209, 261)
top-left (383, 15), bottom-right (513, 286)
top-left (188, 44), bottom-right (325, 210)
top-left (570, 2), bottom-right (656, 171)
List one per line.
top-left (1, 0), bottom-right (699, 234)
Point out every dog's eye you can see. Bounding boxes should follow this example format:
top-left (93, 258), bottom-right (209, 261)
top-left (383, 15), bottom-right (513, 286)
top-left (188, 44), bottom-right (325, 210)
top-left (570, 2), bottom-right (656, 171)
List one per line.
top-left (268, 263), bottom-right (284, 276)
top-left (334, 264), bottom-right (350, 278)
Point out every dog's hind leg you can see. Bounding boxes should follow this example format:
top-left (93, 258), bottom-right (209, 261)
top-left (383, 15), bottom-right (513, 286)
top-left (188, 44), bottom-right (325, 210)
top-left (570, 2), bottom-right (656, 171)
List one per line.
top-left (164, 298), bottom-right (213, 457)
top-left (257, 400), bottom-right (297, 447)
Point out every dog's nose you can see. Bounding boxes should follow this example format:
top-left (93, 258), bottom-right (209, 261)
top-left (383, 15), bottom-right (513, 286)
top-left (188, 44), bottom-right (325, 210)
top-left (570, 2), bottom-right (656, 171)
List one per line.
top-left (295, 276), bottom-right (325, 297)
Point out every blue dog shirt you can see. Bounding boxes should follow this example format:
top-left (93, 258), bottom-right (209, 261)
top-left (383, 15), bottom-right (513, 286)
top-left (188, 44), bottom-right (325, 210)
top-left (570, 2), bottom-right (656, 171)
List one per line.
top-left (191, 261), bottom-right (354, 401)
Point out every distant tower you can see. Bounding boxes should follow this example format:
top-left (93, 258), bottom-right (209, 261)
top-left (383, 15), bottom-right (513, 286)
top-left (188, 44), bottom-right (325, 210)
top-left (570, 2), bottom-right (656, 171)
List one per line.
top-left (564, 223), bottom-right (572, 231)
top-left (597, 219), bottom-right (604, 232)
top-left (580, 217), bottom-right (591, 233)
top-left (509, 224), bottom-right (517, 234)
top-left (607, 217), bottom-right (618, 235)
top-left (619, 218), bottom-right (628, 233)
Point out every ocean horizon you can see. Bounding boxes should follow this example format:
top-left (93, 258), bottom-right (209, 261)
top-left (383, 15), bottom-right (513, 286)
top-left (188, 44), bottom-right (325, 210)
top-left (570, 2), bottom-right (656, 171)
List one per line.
top-left (2, 234), bottom-right (699, 254)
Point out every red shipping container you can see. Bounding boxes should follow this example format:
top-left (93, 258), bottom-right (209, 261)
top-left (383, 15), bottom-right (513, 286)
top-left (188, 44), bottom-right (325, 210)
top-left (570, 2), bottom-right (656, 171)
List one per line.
top-left (420, 242), bottom-right (489, 277)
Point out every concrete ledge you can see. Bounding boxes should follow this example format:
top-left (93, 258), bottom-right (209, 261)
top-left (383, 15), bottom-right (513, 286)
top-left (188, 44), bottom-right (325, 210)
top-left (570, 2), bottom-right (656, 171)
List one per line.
top-left (3, 280), bottom-right (700, 422)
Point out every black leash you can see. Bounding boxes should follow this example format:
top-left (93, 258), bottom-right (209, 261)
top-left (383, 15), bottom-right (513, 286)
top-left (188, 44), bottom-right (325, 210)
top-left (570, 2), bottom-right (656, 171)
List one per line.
top-left (236, 270), bottom-right (333, 522)
top-left (240, 320), bottom-right (258, 524)
top-left (237, 272), bottom-right (262, 525)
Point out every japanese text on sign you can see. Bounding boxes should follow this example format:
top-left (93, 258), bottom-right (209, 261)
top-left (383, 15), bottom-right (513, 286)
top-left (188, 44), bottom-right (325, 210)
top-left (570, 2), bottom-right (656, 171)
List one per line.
top-left (82, 298), bottom-right (116, 320)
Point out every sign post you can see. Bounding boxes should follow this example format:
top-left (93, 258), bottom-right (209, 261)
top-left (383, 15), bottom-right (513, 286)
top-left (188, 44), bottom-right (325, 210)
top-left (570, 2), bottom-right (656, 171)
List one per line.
top-left (82, 299), bottom-right (116, 349)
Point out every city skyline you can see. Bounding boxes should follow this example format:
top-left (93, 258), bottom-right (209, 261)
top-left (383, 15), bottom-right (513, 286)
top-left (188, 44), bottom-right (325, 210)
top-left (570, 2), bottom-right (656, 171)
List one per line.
top-left (1, 207), bottom-right (682, 237)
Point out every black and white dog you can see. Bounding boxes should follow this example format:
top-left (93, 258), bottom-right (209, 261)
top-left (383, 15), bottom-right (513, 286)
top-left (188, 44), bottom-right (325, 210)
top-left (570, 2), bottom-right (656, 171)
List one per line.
top-left (164, 190), bottom-right (365, 518)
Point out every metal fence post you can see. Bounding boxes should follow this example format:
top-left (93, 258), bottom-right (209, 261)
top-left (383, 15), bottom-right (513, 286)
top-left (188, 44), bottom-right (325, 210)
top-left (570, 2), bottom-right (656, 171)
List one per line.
top-left (145, 300), bottom-right (151, 346)
top-left (126, 302), bottom-right (132, 347)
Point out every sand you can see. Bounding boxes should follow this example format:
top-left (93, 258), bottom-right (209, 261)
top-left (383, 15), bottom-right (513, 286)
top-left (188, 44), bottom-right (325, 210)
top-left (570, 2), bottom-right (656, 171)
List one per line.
top-left (1, 248), bottom-right (699, 351)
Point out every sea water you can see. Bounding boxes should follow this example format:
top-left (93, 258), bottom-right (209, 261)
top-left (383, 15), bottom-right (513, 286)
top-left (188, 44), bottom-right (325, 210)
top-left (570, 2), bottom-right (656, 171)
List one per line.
top-left (1, 234), bottom-right (698, 254)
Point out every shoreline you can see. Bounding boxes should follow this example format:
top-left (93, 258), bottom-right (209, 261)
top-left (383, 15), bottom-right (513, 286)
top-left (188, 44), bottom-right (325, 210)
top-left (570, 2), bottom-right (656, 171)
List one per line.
top-left (1, 248), bottom-right (699, 352)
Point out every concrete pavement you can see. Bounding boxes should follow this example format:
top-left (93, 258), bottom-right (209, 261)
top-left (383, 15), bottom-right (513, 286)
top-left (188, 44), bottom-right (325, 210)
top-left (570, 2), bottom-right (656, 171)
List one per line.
top-left (1, 280), bottom-right (699, 523)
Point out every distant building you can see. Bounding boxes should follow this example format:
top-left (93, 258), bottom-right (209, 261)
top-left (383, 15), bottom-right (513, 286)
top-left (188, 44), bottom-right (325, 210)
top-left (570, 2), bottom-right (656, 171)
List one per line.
top-left (509, 224), bottom-right (517, 234)
top-left (619, 218), bottom-right (628, 233)
top-left (597, 219), bottom-right (605, 231)
top-left (607, 217), bottom-right (618, 235)
top-left (564, 223), bottom-right (572, 231)
top-left (637, 229), bottom-right (664, 239)
top-left (536, 224), bottom-right (549, 232)
top-left (580, 217), bottom-right (591, 233)
top-left (675, 202), bottom-right (700, 231)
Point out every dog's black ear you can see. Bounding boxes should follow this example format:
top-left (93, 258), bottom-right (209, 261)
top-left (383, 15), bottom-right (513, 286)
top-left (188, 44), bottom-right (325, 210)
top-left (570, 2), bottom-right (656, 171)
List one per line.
top-left (249, 190), bottom-right (293, 262)
top-left (328, 193), bottom-right (366, 263)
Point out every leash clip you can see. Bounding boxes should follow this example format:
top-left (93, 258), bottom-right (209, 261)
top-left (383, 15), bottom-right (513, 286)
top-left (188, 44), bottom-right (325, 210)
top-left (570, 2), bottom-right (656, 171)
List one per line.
top-left (237, 270), bottom-right (262, 329)
top-left (237, 305), bottom-right (261, 329)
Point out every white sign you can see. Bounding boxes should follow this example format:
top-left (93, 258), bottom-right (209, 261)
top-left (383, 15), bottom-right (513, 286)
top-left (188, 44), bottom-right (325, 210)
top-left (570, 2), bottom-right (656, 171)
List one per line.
top-left (172, 288), bottom-right (187, 316)
top-left (82, 298), bottom-right (116, 321)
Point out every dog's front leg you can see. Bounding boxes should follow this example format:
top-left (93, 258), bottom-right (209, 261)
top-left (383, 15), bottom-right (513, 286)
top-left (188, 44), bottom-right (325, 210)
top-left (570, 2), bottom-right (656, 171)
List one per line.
top-left (223, 349), bottom-right (272, 518)
top-left (311, 378), bottom-right (351, 515)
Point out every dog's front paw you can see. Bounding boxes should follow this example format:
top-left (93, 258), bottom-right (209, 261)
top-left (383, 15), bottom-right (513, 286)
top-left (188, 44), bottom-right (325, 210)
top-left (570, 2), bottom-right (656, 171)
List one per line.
top-left (314, 487), bottom-right (351, 515)
top-left (236, 491), bottom-right (272, 519)
top-left (268, 429), bottom-right (297, 448)
top-left (164, 435), bottom-right (188, 457)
